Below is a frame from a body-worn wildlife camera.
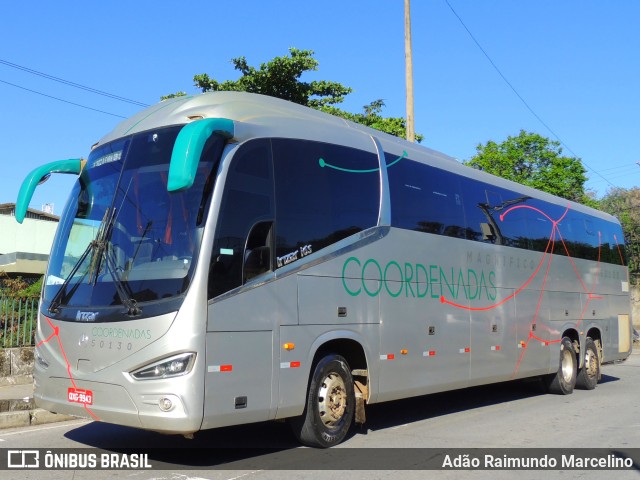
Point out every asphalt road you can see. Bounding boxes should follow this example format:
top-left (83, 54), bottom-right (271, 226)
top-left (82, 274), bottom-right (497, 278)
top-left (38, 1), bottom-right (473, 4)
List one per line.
top-left (1, 352), bottom-right (639, 480)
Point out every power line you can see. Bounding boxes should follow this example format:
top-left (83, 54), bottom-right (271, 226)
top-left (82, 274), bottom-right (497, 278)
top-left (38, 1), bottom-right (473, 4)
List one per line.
top-left (442, 0), bottom-right (617, 190)
top-left (597, 163), bottom-right (639, 173)
top-left (0, 78), bottom-right (127, 118)
top-left (0, 58), bottom-right (149, 107)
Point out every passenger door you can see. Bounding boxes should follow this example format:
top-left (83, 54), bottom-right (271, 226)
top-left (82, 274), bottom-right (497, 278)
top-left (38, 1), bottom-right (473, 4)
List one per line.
top-left (203, 139), bottom-right (278, 428)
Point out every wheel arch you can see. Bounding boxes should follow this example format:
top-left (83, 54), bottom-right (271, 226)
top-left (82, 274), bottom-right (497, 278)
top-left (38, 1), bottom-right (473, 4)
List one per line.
top-left (585, 326), bottom-right (604, 364)
top-left (307, 331), bottom-right (372, 401)
top-left (561, 327), bottom-right (580, 365)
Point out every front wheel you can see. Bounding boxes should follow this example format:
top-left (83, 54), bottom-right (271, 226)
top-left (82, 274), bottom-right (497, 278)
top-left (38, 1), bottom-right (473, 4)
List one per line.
top-left (576, 337), bottom-right (600, 390)
top-left (544, 337), bottom-right (577, 395)
top-left (290, 354), bottom-right (355, 448)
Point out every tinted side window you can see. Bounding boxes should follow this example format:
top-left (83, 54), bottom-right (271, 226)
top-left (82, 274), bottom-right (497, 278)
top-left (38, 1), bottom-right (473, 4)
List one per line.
top-left (458, 179), bottom-right (495, 243)
top-left (606, 223), bottom-right (627, 266)
top-left (209, 139), bottom-right (274, 298)
top-left (488, 190), bottom-right (532, 249)
top-left (521, 198), bottom-right (554, 252)
top-left (462, 177), bottom-right (624, 265)
top-left (556, 214), bottom-right (597, 261)
top-left (388, 158), bottom-right (467, 238)
top-left (273, 139), bottom-right (379, 266)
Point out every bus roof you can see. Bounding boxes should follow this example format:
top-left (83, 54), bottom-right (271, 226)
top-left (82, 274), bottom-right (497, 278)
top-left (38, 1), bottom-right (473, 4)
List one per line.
top-left (95, 91), bottom-right (618, 224)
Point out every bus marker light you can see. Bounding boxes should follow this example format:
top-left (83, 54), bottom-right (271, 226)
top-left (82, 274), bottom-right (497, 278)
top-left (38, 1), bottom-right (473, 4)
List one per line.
top-left (283, 343), bottom-right (295, 351)
top-left (459, 347), bottom-right (471, 354)
top-left (400, 349), bottom-right (408, 355)
top-left (208, 365), bottom-right (233, 373)
top-left (491, 345), bottom-right (501, 351)
top-left (423, 351), bottom-right (436, 357)
top-left (380, 354), bottom-right (395, 360)
top-left (280, 362), bottom-right (301, 369)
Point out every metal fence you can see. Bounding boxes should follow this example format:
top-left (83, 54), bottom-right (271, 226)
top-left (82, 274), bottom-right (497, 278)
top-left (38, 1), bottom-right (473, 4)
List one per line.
top-left (0, 296), bottom-right (38, 348)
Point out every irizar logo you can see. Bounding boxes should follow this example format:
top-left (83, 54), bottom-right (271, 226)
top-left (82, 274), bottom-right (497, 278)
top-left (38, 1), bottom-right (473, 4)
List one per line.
top-left (76, 311), bottom-right (99, 322)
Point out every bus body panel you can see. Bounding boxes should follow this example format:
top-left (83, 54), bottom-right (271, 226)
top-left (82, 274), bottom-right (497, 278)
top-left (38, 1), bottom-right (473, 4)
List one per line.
top-left (202, 273), bottom-right (288, 428)
top-left (34, 309), bottom-right (208, 433)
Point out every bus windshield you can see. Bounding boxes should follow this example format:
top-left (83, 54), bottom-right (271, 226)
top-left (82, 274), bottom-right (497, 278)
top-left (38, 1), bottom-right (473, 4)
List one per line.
top-left (43, 125), bottom-right (223, 319)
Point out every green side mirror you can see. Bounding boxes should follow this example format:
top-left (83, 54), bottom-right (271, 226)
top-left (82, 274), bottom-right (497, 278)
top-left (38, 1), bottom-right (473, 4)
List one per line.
top-left (15, 158), bottom-right (85, 223)
top-left (167, 118), bottom-right (234, 192)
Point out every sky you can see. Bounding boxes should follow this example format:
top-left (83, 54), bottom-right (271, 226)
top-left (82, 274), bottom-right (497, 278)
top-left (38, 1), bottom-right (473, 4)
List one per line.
top-left (1, 0), bottom-right (639, 215)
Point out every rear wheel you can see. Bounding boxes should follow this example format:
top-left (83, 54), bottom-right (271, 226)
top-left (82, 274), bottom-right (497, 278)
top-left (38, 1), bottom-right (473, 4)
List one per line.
top-left (544, 337), bottom-right (577, 395)
top-left (290, 354), bottom-right (355, 448)
top-left (576, 337), bottom-right (600, 390)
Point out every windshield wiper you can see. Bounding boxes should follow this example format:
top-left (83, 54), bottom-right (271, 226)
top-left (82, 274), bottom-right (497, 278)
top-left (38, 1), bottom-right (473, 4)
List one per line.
top-left (48, 206), bottom-right (140, 317)
top-left (88, 207), bottom-right (142, 316)
top-left (47, 241), bottom-right (93, 314)
top-left (87, 207), bottom-right (117, 284)
top-left (47, 207), bottom-right (115, 314)
top-left (103, 242), bottom-right (141, 316)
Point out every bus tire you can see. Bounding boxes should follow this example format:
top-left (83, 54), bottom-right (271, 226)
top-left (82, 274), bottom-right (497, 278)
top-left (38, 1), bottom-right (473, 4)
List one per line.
top-left (576, 337), bottom-right (600, 390)
top-left (290, 354), bottom-right (355, 448)
top-left (545, 337), bottom-right (577, 395)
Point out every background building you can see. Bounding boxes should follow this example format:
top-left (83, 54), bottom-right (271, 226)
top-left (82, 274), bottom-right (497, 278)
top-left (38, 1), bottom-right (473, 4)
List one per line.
top-left (0, 203), bottom-right (58, 281)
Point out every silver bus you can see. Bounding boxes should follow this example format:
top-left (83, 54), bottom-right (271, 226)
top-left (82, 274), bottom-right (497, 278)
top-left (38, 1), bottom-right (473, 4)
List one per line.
top-left (16, 92), bottom-right (632, 447)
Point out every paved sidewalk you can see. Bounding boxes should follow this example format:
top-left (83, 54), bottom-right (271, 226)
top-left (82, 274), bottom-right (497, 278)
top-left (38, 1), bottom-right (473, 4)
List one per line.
top-left (0, 382), bottom-right (33, 402)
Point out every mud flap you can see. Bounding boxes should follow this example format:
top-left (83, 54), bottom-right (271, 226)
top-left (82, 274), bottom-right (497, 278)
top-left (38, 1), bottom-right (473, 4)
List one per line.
top-left (352, 369), bottom-right (368, 425)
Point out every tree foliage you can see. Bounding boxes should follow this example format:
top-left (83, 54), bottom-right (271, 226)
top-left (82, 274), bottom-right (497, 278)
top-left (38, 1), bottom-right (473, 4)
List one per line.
top-left (464, 130), bottom-right (589, 204)
top-left (162, 48), bottom-right (421, 142)
top-left (321, 100), bottom-right (424, 142)
top-left (599, 187), bottom-right (640, 283)
top-left (192, 48), bottom-right (352, 109)
top-left (0, 272), bottom-right (41, 299)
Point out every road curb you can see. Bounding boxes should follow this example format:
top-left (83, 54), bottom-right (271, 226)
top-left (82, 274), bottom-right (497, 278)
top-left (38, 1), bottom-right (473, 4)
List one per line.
top-left (0, 408), bottom-right (78, 429)
top-left (30, 409), bottom-right (78, 426)
top-left (0, 375), bottom-right (33, 387)
top-left (0, 410), bottom-right (30, 429)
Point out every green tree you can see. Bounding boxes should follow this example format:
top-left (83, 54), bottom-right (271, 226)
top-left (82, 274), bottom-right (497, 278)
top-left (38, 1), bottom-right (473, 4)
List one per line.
top-left (321, 99), bottom-right (424, 143)
top-left (193, 48), bottom-right (351, 108)
top-left (464, 130), bottom-right (589, 204)
top-left (163, 48), bottom-right (422, 142)
top-left (599, 187), bottom-right (640, 283)
top-left (0, 273), bottom-right (40, 347)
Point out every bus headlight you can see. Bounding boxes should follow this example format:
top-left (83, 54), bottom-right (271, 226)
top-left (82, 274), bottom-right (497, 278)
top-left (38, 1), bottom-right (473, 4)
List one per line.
top-left (130, 353), bottom-right (196, 380)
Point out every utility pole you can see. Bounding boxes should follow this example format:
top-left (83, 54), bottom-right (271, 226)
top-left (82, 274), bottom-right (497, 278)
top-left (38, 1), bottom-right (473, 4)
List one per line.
top-left (404, 0), bottom-right (415, 142)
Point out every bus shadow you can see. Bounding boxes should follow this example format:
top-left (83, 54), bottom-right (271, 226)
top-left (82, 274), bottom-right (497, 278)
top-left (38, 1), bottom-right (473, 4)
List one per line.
top-left (361, 372), bottom-right (619, 434)
top-left (64, 373), bottom-right (621, 468)
top-left (363, 377), bottom-right (548, 433)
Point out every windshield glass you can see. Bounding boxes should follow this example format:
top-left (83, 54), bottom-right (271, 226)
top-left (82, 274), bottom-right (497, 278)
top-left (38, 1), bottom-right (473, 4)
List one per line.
top-left (44, 125), bottom-right (222, 318)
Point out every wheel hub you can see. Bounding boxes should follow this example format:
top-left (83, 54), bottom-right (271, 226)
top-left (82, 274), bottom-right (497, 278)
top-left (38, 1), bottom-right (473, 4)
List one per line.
top-left (318, 372), bottom-right (347, 426)
top-left (584, 349), bottom-right (597, 378)
top-left (561, 349), bottom-right (574, 383)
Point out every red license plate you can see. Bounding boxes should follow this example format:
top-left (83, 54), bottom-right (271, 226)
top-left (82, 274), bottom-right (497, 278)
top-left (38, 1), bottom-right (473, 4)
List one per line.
top-left (67, 387), bottom-right (93, 405)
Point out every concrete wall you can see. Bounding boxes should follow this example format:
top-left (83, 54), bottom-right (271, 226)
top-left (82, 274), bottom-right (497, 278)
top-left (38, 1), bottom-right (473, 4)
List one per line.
top-left (0, 347), bottom-right (34, 381)
top-left (631, 286), bottom-right (640, 330)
